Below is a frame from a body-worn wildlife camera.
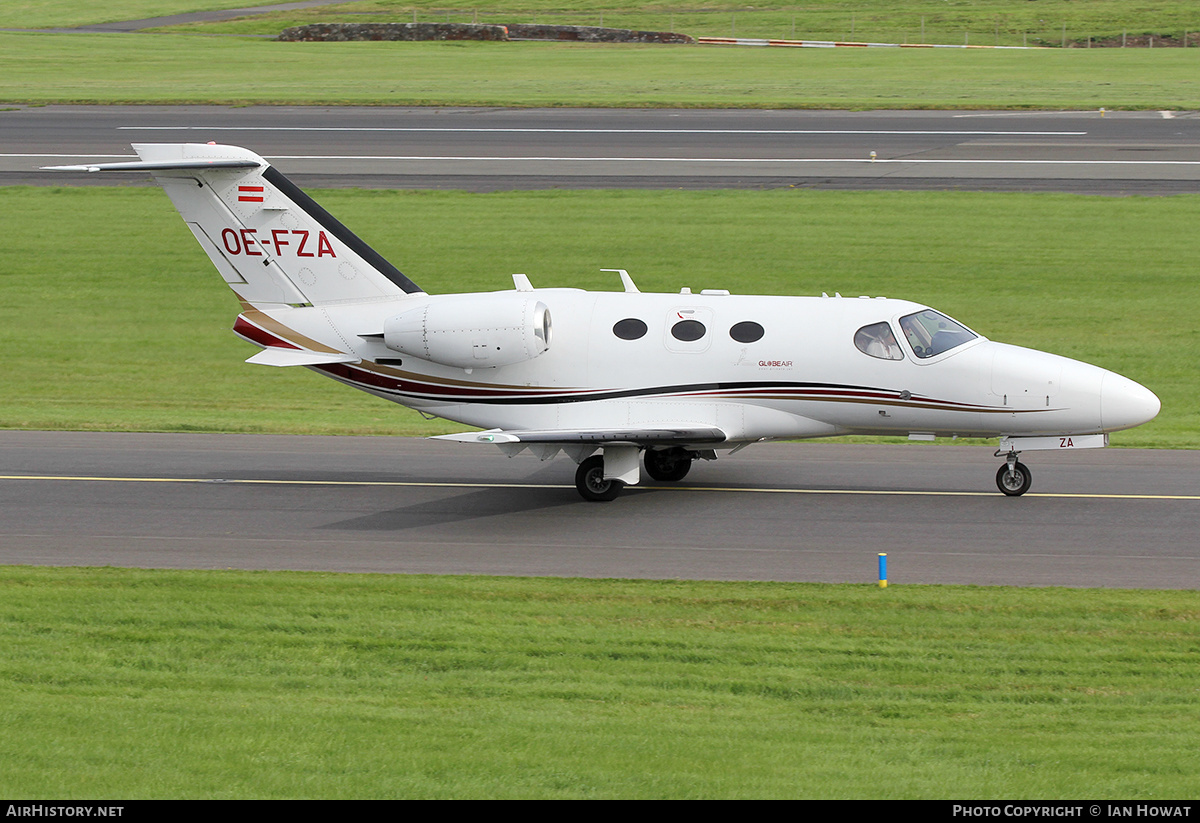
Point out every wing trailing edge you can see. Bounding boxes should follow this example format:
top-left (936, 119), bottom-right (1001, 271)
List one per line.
top-left (434, 426), bottom-right (728, 447)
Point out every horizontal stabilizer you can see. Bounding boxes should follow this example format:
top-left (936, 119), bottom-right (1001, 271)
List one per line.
top-left (245, 348), bottom-right (359, 368)
top-left (433, 426), bottom-right (728, 447)
top-left (42, 159), bottom-right (261, 173)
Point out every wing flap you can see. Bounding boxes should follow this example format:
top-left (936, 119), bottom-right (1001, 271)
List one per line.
top-left (433, 426), bottom-right (727, 447)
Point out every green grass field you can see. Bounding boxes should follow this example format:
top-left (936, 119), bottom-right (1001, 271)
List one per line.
top-left (6, 0), bottom-right (1200, 47)
top-left (1, 185), bottom-right (1193, 446)
top-left (4, 31), bottom-right (1200, 109)
top-left (4, 1), bottom-right (1200, 110)
top-left (2, 567), bottom-right (1197, 798)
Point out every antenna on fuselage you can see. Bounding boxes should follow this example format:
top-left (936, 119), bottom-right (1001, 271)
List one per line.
top-left (602, 268), bottom-right (639, 293)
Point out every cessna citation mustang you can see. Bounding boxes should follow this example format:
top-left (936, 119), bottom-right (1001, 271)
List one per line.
top-left (48, 143), bottom-right (1160, 501)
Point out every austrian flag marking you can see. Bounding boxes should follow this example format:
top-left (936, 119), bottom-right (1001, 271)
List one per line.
top-left (237, 185), bottom-right (265, 203)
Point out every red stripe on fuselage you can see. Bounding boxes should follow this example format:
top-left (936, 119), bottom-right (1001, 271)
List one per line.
top-left (304, 362), bottom-right (1019, 415)
top-left (233, 315), bottom-right (301, 350)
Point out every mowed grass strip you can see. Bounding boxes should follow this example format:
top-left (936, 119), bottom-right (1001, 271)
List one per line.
top-left (1, 567), bottom-right (1198, 798)
top-left (15, 0), bottom-right (1200, 49)
top-left (158, 0), bottom-right (1200, 48)
top-left (1, 185), bottom-right (1192, 446)
top-left (3, 32), bottom-right (1200, 109)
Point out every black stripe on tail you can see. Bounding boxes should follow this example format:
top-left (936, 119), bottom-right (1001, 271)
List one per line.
top-left (262, 167), bottom-right (423, 295)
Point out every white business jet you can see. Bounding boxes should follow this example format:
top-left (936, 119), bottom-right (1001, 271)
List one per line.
top-left (48, 144), bottom-right (1160, 501)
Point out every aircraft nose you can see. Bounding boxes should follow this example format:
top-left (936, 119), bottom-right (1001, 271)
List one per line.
top-left (1101, 371), bottom-right (1160, 432)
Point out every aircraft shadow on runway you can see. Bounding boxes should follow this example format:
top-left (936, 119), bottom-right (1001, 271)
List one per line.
top-left (318, 484), bottom-right (591, 531)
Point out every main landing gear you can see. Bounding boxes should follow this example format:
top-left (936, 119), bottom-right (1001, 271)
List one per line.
top-left (644, 447), bottom-right (693, 482)
top-left (574, 447), bottom-right (702, 502)
top-left (575, 455), bottom-right (623, 502)
top-left (995, 451), bottom-right (1032, 497)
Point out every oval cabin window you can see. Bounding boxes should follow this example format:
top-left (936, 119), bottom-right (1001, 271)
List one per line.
top-left (671, 319), bottom-right (707, 342)
top-left (729, 321), bottom-right (764, 343)
top-left (613, 318), bottom-right (648, 340)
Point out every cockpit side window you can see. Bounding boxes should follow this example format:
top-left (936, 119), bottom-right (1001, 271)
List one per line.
top-left (854, 322), bottom-right (904, 361)
top-left (899, 310), bottom-right (977, 359)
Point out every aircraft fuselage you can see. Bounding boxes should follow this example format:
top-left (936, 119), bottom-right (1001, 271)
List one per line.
top-left (254, 289), bottom-right (1158, 448)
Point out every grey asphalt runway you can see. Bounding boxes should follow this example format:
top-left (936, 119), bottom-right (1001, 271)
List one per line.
top-left (5, 105), bottom-right (1200, 193)
top-left (2, 431), bottom-right (1197, 588)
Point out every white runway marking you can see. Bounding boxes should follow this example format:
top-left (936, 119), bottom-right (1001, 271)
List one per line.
top-left (118, 126), bottom-right (1089, 136)
top-left (953, 111), bottom-right (1101, 118)
top-left (267, 155), bottom-right (1200, 166)
top-left (15, 153), bottom-right (1200, 167)
top-left (8, 154), bottom-right (131, 159)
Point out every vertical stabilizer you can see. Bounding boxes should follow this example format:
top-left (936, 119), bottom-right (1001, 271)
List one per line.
top-left (48, 143), bottom-right (422, 309)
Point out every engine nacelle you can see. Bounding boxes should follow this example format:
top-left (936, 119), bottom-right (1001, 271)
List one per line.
top-left (383, 293), bottom-right (552, 369)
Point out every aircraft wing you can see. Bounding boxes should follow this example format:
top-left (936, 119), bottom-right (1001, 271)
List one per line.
top-left (433, 426), bottom-right (727, 448)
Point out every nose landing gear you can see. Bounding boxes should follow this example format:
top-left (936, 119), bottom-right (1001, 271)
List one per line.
top-left (995, 450), bottom-right (1032, 496)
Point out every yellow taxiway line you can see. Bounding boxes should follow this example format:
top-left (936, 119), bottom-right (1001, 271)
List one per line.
top-left (3, 475), bottom-right (1198, 501)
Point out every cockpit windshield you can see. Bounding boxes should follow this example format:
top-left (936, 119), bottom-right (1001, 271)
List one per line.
top-left (899, 310), bottom-right (977, 359)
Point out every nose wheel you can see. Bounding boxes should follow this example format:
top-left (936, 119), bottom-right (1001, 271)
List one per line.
top-left (995, 453), bottom-right (1032, 496)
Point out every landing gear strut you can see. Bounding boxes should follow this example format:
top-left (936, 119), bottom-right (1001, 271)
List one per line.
top-left (995, 451), bottom-right (1032, 497)
top-left (574, 446), bottom-right (709, 501)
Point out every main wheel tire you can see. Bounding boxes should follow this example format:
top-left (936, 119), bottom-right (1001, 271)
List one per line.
top-left (575, 455), bottom-right (623, 502)
top-left (996, 461), bottom-right (1032, 496)
top-left (644, 447), bottom-right (692, 482)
